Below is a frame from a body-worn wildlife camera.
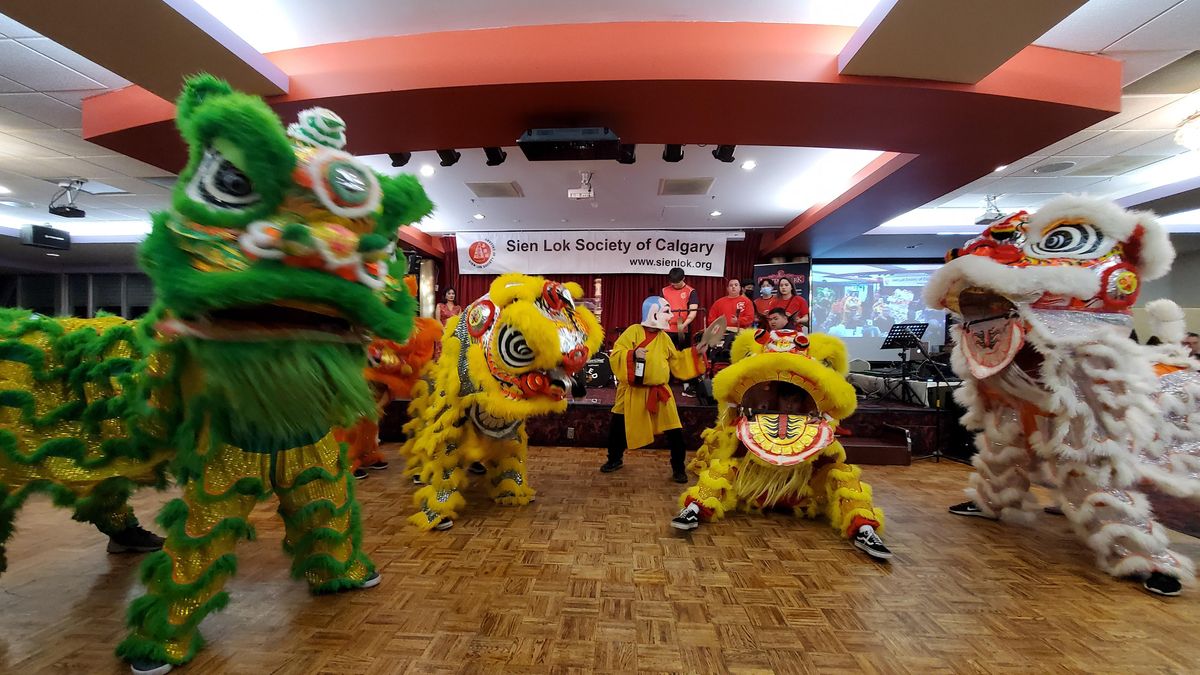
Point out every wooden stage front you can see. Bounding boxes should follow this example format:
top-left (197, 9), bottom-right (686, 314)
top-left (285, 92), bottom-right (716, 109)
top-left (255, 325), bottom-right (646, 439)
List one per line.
top-left (382, 385), bottom-right (961, 466)
top-left (3, 450), bottom-right (1199, 673)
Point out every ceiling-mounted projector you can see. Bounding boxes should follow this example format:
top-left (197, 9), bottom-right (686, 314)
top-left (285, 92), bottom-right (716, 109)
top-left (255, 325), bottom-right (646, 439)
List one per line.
top-left (518, 127), bottom-right (620, 161)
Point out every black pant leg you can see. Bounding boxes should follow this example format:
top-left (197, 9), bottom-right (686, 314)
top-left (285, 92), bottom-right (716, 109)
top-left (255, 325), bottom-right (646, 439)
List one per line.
top-left (665, 428), bottom-right (687, 473)
top-left (607, 413), bottom-right (627, 463)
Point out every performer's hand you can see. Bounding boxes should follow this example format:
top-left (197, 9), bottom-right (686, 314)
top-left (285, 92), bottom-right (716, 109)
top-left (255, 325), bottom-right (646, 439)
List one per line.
top-left (634, 347), bottom-right (647, 359)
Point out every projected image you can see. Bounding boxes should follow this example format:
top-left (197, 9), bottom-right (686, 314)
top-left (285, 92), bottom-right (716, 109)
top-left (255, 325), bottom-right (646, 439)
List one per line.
top-left (811, 264), bottom-right (947, 361)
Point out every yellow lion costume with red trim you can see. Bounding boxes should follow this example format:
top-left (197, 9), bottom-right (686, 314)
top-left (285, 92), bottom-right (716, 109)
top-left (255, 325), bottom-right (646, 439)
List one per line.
top-left (670, 328), bottom-right (892, 559)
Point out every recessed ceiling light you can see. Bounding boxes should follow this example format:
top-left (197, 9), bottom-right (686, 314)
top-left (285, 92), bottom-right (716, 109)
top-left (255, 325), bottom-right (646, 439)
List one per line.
top-left (710, 210), bottom-right (722, 217)
top-left (993, 165), bottom-right (1008, 172)
top-left (561, 218), bottom-right (568, 223)
top-left (741, 160), bottom-right (756, 171)
top-left (0, 184), bottom-right (10, 195)
top-left (905, 244), bottom-right (921, 249)
top-left (472, 213), bottom-right (485, 220)
top-left (419, 164), bottom-right (435, 177)
top-left (46, 252), bottom-right (60, 257)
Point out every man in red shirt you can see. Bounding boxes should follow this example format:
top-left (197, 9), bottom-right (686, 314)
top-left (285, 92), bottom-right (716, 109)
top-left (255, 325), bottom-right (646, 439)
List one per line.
top-left (663, 267), bottom-right (700, 396)
top-left (708, 279), bottom-right (754, 333)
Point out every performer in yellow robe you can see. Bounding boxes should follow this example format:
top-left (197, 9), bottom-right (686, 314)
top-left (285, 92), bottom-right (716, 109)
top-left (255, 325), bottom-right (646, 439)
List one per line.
top-left (600, 295), bottom-right (724, 482)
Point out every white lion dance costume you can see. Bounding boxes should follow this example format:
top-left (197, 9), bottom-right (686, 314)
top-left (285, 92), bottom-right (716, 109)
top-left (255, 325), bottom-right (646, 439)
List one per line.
top-left (402, 274), bottom-right (601, 530)
top-left (926, 195), bottom-right (1200, 597)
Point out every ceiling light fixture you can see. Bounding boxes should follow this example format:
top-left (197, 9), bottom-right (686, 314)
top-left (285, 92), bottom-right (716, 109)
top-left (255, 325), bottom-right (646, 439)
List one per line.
top-left (993, 165), bottom-right (1008, 172)
top-left (662, 145), bottom-right (684, 163)
top-left (741, 160), bottom-right (756, 171)
top-left (388, 152), bottom-right (411, 167)
top-left (473, 213), bottom-right (485, 220)
top-left (1176, 111), bottom-right (1200, 151)
top-left (0, 184), bottom-right (10, 195)
top-left (436, 149), bottom-right (461, 167)
top-left (484, 147), bottom-right (507, 166)
top-left (419, 164), bottom-right (435, 177)
top-left (710, 210), bottom-right (722, 217)
top-left (46, 252), bottom-right (60, 257)
top-left (617, 144), bottom-right (636, 165)
top-left (712, 145), bottom-right (736, 163)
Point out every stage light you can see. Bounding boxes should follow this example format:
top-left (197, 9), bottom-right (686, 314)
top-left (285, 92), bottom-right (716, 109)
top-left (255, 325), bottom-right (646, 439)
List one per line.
top-left (484, 147), bottom-right (507, 166)
top-left (712, 145), bottom-right (736, 163)
top-left (662, 144), bottom-right (684, 162)
top-left (419, 164), bottom-right (435, 177)
top-left (617, 144), bottom-right (636, 164)
top-left (388, 152), bottom-right (411, 167)
top-left (437, 149), bottom-right (461, 167)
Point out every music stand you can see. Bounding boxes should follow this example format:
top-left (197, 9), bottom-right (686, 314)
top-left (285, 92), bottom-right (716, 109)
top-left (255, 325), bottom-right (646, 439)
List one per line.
top-left (876, 322), bottom-right (928, 405)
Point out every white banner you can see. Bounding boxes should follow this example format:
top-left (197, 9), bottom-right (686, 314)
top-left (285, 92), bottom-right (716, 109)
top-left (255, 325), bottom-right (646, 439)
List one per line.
top-left (457, 230), bottom-right (727, 276)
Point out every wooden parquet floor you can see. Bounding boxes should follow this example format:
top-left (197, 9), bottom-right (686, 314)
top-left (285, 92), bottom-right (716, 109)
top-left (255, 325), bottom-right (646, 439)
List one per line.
top-left (2, 447), bottom-right (1200, 674)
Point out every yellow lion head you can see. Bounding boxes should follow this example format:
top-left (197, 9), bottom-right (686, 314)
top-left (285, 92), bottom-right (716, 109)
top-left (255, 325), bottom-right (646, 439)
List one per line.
top-left (445, 273), bottom-right (602, 420)
top-left (714, 329), bottom-right (856, 467)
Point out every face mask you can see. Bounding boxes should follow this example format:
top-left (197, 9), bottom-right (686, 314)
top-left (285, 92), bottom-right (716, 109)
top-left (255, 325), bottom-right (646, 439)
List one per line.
top-left (760, 286), bottom-right (774, 298)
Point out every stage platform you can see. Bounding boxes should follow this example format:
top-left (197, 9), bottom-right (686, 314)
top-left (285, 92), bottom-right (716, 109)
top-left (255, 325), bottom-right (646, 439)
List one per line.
top-left (382, 383), bottom-right (970, 466)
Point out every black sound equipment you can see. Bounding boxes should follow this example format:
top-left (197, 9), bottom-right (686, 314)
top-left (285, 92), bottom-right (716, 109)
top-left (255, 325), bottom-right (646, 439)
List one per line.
top-left (518, 127), bottom-right (621, 161)
top-left (21, 224), bottom-right (70, 250)
top-left (583, 354), bottom-right (614, 387)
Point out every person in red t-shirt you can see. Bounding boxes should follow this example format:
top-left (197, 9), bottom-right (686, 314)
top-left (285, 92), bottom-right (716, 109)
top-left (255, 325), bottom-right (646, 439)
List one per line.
top-left (708, 279), bottom-right (754, 333)
top-left (663, 268), bottom-right (700, 396)
top-left (773, 277), bottom-right (809, 330)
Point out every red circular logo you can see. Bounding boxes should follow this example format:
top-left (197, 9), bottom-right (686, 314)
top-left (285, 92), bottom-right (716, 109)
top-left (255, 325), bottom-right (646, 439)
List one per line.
top-left (468, 240), bottom-right (494, 266)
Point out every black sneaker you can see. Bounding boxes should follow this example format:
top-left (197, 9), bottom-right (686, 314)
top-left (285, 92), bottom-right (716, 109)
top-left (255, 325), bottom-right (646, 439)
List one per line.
top-left (948, 501), bottom-right (996, 519)
top-left (671, 506), bottom-right (700, 530)
top-left (681, 387), bottom-right (696, 398)
top-left (353, 468), bottom-right (368, 480)
top-left (672, 470), bottom-right (688, 484)
top-left (600, 460), bottom-right (623, 473)
top-left (107, 525), bottom-right (165, 554)
top-left (434, 518), bottom-right (454, 531)
top-left (852, 526), bottom-right (893, 560)
top-left (468, 462), bottom-right (487, 475)
top-left (129, 658), bottom-right (173, 675)
top-left (1143, 572), bottom-right (1183, 597)
top-left (368, 460), bottom-right (389, 471)
top-left (1044, 505), bottom-right (1064, 516)
top-left (412, 474), bottom-right (424, 485)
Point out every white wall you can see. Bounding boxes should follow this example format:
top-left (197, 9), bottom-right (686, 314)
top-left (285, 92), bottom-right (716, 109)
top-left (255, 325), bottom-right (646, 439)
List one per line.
top-left (1132, 247), bottom-right (1200, 340)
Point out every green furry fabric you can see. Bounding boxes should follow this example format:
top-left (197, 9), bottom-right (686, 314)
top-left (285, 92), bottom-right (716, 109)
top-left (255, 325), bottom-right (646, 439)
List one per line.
top-left (172, 74), bottom-right (295, 229)
top-left (187, 340), bottom-right (376, 454)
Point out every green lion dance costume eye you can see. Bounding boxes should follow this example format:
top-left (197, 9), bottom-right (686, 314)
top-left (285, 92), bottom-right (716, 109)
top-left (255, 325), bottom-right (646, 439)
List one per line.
top-left (0, 73), bottom-right (433, 673)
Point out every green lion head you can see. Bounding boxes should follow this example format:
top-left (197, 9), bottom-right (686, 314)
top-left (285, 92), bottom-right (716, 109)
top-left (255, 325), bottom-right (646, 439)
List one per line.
top-left (139, 74), bottom-right (433, 452)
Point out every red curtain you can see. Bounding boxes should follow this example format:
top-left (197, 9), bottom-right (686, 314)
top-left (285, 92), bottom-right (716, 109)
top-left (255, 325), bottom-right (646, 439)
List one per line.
top-left (436, 232), bottom-right (762, 342)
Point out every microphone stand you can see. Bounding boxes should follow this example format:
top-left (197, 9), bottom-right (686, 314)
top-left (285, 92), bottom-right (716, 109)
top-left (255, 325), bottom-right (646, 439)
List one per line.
top-left (907, 337), bottom-right (970, 465)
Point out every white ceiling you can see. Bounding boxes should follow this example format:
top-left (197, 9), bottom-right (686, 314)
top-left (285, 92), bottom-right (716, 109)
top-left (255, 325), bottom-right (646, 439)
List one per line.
top-left (0, 11), bottom-right (174, 242)
top-left (4, 1), bottom-right (1200, 268)
top-left (853, 0), bottom-right (1200, 245)
top-left (191, 0), bottom-right (883, 53)
top-left (361, 145), bottom-right (883, 235)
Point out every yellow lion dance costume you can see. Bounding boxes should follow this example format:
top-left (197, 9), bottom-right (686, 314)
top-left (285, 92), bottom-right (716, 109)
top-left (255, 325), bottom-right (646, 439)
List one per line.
top-left (671, 329), bottom-right (893, 559)
top-left (402, 274), bottom-right (601, 530)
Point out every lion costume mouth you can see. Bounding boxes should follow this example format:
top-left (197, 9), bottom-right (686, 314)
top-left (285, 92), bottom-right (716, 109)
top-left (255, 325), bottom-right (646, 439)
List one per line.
top-left (957, 288), bottom-right (1026, 379)
top-left (733, 380), bottom-right (837, 466)
top-left (157, 300), bottom-right (363, 343)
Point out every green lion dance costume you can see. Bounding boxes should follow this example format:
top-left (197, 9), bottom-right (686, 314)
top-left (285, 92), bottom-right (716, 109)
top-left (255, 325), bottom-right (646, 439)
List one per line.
top-left (402, 274), bottom-right (601, 531)
top-left (0, 75), bottom-right (432, 674)
top-left (669, 329), bottom-right (893, 560)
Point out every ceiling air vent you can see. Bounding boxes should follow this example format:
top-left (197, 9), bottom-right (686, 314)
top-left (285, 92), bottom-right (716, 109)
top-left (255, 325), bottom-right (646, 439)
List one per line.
top-left (657, 177), bottom-right (714, 196)
top-left (1031, 161), bottom-right (1077, 175)
top-left (466, 181), bottom-right (524, 198)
